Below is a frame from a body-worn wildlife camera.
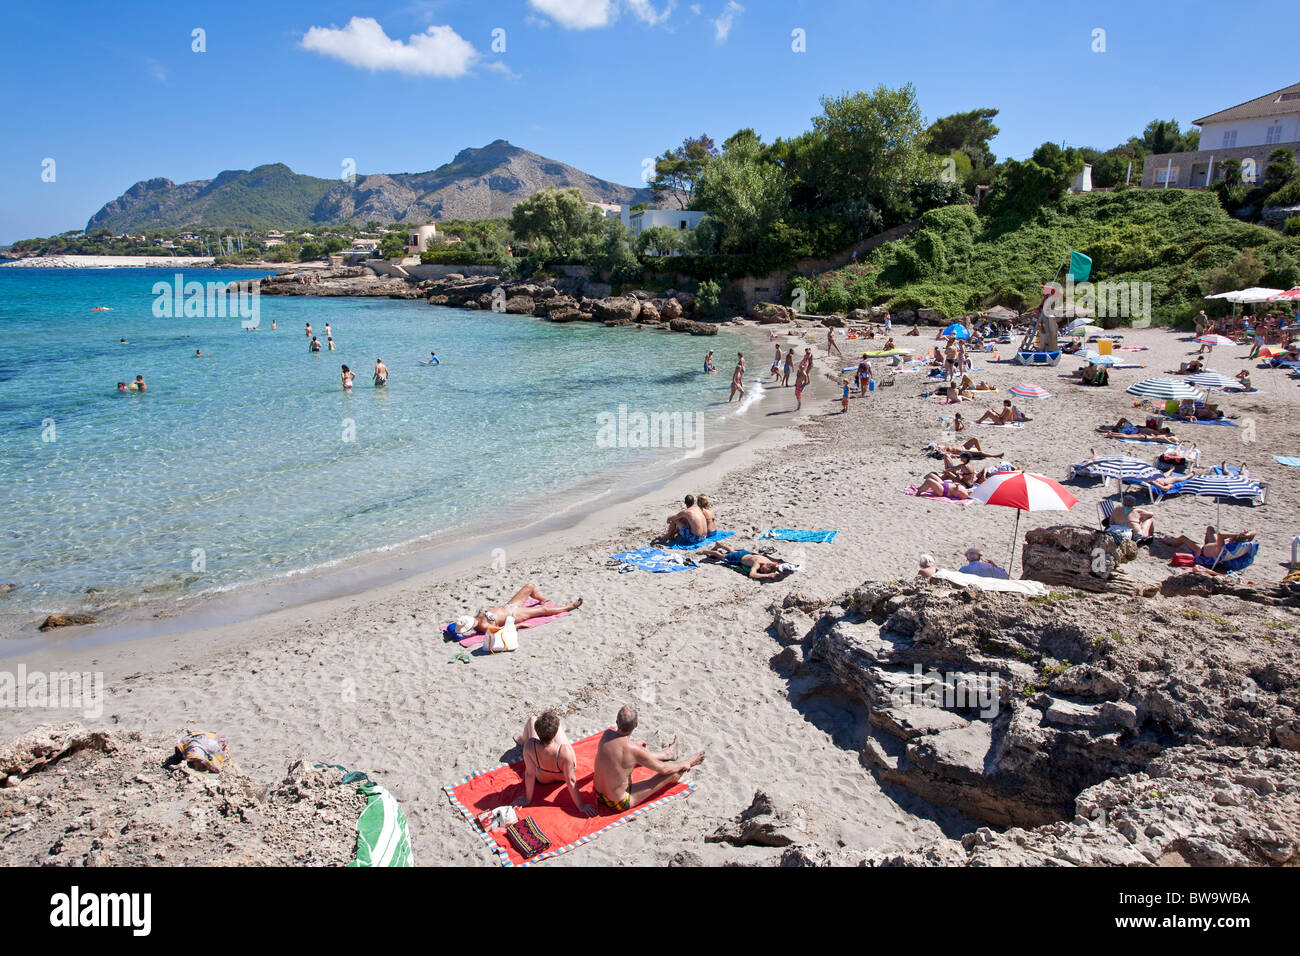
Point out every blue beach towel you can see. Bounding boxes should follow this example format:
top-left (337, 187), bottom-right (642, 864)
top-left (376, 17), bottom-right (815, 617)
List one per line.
top-left (1163, 416), bottom-right (1238, 427)
top-left (1274, 456), bottom-right (1300, 467)
top-left (609, 548), bottom-right (697, 573)
top-left (662, 530), bottom-right (735, 550)
top-left (758, 529), bottom-right (839, 543)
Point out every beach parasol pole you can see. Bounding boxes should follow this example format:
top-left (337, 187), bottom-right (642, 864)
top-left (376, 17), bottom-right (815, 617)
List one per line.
top-left (1009, 509), bottom-right (1022, 573)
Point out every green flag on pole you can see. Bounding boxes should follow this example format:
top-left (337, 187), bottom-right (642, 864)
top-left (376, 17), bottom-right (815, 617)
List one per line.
top-left (1068, 251), bottom-right (1092, 283)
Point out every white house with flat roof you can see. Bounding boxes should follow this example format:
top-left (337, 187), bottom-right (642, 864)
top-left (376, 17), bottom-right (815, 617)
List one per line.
top-left (620, 207), bottom-right (707, 238)
top-left (1142, 81), bottom-right (1300, 188)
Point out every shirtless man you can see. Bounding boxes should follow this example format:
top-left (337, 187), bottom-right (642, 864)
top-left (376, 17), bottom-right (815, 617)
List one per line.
top-left (770, 344), bottom-right (784, 381)
top-left (699, 543), bottom-right (790, 579)
top-left (454, 583), bottom-right (582, 635)
top-left (975, 400), bottom-right (1027, 425)
top-left (373, 358), bottom-right (388, 387)
top-left (666, 494), bottom-right (708, 543)
top-left (305, 322), bottom-right (313, 338)
top-left (926, 437), bottom-right (1001, 458)
top-left (1107, 495), bottom-right (1156, 541)
top-left (592, 705), bottom-right (703, 814)
top-left (781, 348), bottom-right (794, 386)
top-left (728, 361), bottom-right (745, 403)
top-left (513, 710), bottom-right (595, 817)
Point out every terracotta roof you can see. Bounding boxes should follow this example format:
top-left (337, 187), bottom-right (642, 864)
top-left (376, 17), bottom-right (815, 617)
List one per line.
top-left (1194, 82), bottom-right (1300, 126)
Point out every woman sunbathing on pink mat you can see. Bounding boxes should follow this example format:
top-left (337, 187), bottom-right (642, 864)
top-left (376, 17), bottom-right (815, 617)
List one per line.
top-left (917, 472), bottom-right (973, 499)
top-left (455, 583), bottom-right (582, 635)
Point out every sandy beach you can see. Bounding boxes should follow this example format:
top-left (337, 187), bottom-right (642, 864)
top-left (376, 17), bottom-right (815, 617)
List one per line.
top-left (3, 321), bottom-right (1297, 866)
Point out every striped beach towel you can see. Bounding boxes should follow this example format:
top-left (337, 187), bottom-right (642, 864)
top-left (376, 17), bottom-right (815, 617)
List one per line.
top-left (348, 782), bottom-right (414, 867)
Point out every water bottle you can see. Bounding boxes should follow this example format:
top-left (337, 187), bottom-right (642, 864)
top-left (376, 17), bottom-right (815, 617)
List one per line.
top-left (1292, 535), bottom-right (1300, 568)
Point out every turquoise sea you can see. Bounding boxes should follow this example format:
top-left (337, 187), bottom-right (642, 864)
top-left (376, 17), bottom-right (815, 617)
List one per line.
top-left (0, 267), bottom-right (765, 636)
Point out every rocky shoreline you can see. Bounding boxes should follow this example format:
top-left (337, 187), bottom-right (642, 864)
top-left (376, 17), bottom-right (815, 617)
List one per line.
top-left (259, 267), bottom-right (725, 336)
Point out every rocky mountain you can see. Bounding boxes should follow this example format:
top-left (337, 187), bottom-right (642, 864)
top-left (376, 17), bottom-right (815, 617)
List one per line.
top-left (86, 140), bottom-right (652, 232)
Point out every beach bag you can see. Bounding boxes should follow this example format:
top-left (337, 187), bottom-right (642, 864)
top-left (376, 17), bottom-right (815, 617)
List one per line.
top-left (177, 730), bottom-right (228, 772)
top-left (1170, 553), bottom-right (1195, 568)
top-left (486, 617), bottom-right (518, 654)
top-left (505, 816), bottom-right (552, 859)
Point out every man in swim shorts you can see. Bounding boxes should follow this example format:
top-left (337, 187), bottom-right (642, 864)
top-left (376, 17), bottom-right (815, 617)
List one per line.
top-left (699, 543), bottom-right (791, 580)
top-left (593, 704), bottom-right (703, 813)
top-left (666, 495), bottom-right (708, 543)
top-left (374, 358), bottom-right (388, 386)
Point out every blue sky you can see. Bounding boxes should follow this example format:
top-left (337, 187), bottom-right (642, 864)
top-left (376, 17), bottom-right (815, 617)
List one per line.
top-left (0, 0), bottom-right (1293, 243)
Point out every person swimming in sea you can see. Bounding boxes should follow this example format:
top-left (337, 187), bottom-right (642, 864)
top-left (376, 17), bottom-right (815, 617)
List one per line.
top-left (341, 364), bottom-right (354, 390)
top-left (374, 358), bottom-right (388, 387)
top-left (309, 336), bottom-right (322, 352)
top-left (422, 351), bottom-right (440, 365)
top-left (704, 350), bottom-right (716, 373)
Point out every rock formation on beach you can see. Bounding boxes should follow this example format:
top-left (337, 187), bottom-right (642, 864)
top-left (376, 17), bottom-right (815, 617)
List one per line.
top-left (0, 723), bottom-right (369, 866)
top-left (259, 268), bottom-right (720, 334)
top-left (749, 569), bottom-right (1300, 866)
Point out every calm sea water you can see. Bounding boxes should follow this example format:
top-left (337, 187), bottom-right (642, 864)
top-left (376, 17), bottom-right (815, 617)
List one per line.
top-left (0, 268), bottom-right (763, 635)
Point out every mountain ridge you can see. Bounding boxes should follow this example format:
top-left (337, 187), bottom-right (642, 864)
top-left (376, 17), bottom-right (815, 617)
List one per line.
top-left (86, 141), bottom-right (652, 232)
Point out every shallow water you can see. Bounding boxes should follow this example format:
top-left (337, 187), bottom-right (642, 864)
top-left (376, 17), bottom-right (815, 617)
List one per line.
top-left (0, 268), bottom-right (762, 634)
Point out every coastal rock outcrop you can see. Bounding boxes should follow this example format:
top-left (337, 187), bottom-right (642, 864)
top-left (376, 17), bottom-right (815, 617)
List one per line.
top-left (865, 746), bottom-right (1300, 867)
top-left (774, 578), bottom-right (1300, 831)
top-left (1020, 525), bottom-right (1151, 595)
top-left (749, 302), bottom-right (793, 324)
top-left (38, 613), bottom-right (98, 631)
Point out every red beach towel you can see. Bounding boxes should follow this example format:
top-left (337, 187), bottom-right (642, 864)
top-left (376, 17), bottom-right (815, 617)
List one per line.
top-left (456, 598), bottom-right (571, 649)
top-left (444, 730), bottom-right (696, 866)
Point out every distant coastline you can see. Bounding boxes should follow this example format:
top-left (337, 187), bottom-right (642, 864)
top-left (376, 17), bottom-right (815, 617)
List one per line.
top-left (0, 254), bottom-right (326, 270)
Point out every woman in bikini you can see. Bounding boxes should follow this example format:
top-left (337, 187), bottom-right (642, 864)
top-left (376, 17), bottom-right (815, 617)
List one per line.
top-left (917, 472), bottom-right (973, 500)
top-left (459, 583), bottom-right (583, 635)
top-left (513, 710), bottom-right (595, 817)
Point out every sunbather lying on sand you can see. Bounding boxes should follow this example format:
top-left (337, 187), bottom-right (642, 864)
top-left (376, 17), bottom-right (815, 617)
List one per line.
top-left (1158, 526), bottom-right (1255, 559)
top-left (1107, 495), bottom-right (1156, 541)
top-left (975, 400), bottom-right (1028, 425)
top-left (925, 437), bottom-right (1002, 458)
top-left (1096, 418), bottom-right (1178, 443)
top-left (513, 710), bottom-right (595, 817)
top-left (699, 543), bottom-right (791, 580)
top-left (593, 705), bottom-right (704, 813)
top-left (1169, 358), bottom-right (1205, 375)
top-left (917, 472), bottom-right (973, 499)
top-left (458, 583), bottom-right (582, 634)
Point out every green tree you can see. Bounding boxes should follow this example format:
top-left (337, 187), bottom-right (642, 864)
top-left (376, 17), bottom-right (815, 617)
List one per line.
top-left (636, 224), bottom-right (685, 257)
top-left (649, 135), bottom-right (717, 209)
top-left (509, 188), bottom-right (605, 259)
top-left (693, 130), bottom-right (789, 253)
top-left (926, 108), bottom-right (1000, 169)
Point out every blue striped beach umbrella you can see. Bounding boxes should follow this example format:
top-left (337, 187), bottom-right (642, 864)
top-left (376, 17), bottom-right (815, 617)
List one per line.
top-left (1125, 377), bottom-right (1205, 401)
top-left (1078, 456), bottom-right (1162, 481)
top-left (1187, 372), bottom-right (1245, 392)
top-left (1179, 473), bottom-right (1263, 524)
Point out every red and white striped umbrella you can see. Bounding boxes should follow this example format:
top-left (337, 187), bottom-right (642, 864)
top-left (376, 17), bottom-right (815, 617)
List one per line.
top-left (971, 471), bottom-right (1078, 572)
top-left (1266, 287), bottom-right (1300, 301)
top-left (1194, 334), bottom-right (1236, 346)
top-left (1009, 384), bottom-right (1050, 398)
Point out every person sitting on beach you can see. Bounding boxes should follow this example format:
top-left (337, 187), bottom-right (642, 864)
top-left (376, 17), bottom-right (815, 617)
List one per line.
top-left (975, 400), bottom-right (1027, 425)
top-left (1170, 358), bottom-right (1205, 375)
top-left (592, 705), bottom-right (704, 814)
top-left (906, 325), bottom-right (920, 336)
top-left (512, 710), bottom-right (595, 817)
top-left (1235, 369), bottom-right (1252, 389)
top-left (883, 337), bottom-right (896, 351)
top-left (698, 543), bottom-right (791, 580)
top-left (455, 583), bottom-right (582, 636)
top-left (953, 412), bottom-right (966, 432)
top-left (940, 383), bottom-right (969, 404)
top-left (666, 495), bottom-right (708, 543)
top-left (1107, 495), bottom-right (1156, 541)
top-left (958, 548), bottom-right (1009, 579)
top-left (697, 494), bottom-right (718, 534)
top-left (941, 452), bottom-right (989, 486)
top-left (917, 554), bottom-right (939, 578)
top-left (1158, 526), bottom-right (1255, 560)
top-left (916, 472), bottom-right (972, 500)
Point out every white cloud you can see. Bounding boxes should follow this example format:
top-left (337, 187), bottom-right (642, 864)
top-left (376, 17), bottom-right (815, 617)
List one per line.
top-left (301, 17), bottom-right (480, 77)
top-left (713, 1), bottom-right (742, 43)
top-left (689, 3), bottom-right (702, 14)
top-left (527, 0), bottom-right (616, 30)
top-left (627, 0), bottom-right (675, 25)
top-left (147, 59), bottom-right (168, 84)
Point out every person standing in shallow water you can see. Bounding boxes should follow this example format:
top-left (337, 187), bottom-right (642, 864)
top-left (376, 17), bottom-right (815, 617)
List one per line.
top-left (728, 359), bottom-right (745, 403)
top-left (341, 365), bottom-right (354, 390)
top-left (373, 358), bottom-right (388, 387)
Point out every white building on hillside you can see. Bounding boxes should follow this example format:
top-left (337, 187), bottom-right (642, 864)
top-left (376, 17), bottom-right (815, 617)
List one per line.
top-left (1142, 81), bottom-right (1300, 188)
top-left (619, 206), bottom-right (707, 239)
top-left (406, 224), bottom-right (437, 254)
